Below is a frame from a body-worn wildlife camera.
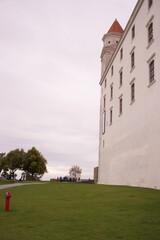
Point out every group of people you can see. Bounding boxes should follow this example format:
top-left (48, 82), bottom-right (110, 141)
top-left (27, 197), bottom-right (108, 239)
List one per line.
top-left (56, 176), bottom-right (80, 182)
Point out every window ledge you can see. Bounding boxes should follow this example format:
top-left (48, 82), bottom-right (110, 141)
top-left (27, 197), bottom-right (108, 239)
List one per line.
top-left (110, 98), bottom-right (113, 102)
top-left (119, 84), bottom-right (123, 89)
top-left (109, 123), bottom-right (112, 126)
top-left (119, 113), bottom-right (123, 117)
top-left (148, 79), bottom-right (156, 88)
top-left (146, 38), bottom-right (154, 49)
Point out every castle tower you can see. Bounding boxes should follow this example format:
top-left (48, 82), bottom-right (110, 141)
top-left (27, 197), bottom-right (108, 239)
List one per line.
top-left (101, 19), bottom-right (123, 76)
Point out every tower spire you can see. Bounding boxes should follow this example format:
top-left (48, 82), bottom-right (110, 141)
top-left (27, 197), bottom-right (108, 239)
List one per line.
top-left (100, 19), bottom-right (123, 76)
top-left (107, 19), bottom-right (123, 33)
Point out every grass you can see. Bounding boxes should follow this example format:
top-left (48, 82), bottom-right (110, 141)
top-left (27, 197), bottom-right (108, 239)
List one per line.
top-left (0, 182), bottom-right (160, 240)
top-left (0, 180), bottom-right (47, 185)
top-left (0, 180), bottom-right (15, 185)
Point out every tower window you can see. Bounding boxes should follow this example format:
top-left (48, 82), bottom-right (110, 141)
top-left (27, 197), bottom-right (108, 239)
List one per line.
top-left (120, 48), bottom-right (123, 60)
top-left (131, 25), bottom-right (135, 39)
top-left (111, 66), bottom-right (114, 76)
top-left (148, 22), bottom-right (153, 43)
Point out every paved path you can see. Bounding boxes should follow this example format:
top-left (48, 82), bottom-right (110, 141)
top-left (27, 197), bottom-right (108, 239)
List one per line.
top-left (0, 182), bottom-right (46, 190)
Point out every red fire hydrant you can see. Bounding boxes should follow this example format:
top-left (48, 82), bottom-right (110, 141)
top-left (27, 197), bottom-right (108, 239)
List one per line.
top-left (5, 192), bottom-right (11, 212)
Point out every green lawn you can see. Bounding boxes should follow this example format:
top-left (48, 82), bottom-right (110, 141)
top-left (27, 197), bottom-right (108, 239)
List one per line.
top-left (0, 180), bottom-right (15, 185)
top-left (0, 182), bottom-right (159, 240)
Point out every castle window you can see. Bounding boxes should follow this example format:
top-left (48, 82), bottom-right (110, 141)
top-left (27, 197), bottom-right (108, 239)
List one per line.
top-left (147, 53), bottom-right (156, 87)
top-left (102, 110), bottom-right (106, 134)
top-left (130, 78), bottom-right (135, 104)
top-left (120, 48), bottom-right (123, 60)
top-left (131, 83), bottom-right (135, 103)
top-left (119, 98), bottom-right (122, 115)
top-left (148, 22), bottom-right (153, 43)
top-left (119, 70), bottom-right (123, 87)
top-left (131, 51), bottom-right (135, 69)
top-left (148, 0), bottom-right (153, 9)
top-left (131, 25), bottom-right (135, 39)
top-left (130, 46), bottom-right (135, 72)
top-left (146, 15), bottom-right (154, 48)
top-left (105, 79), bottom-right (107, 88)
top-left (111, 66), bottom-right (114, 76)
top-left (119, 97), bottom-right (123, 116)
top-left (116, 40), bottom-right (118, 44)
top-left (149, 60), bottom-right (154, 83)
top-left (103, 95), bottom-right (106, 109)
top-left (109, 108), bottom-right (113, 125)
top-left (110, 83), bottom-right (113, 100)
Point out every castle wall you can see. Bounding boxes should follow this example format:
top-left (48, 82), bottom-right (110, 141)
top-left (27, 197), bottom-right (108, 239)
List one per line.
top-left (98, 0), bottom-right (160, 189)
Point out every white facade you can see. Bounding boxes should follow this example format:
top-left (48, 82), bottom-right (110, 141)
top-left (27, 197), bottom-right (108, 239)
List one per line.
top-left (70, 171), bottom-right (81, 182)
top-left (98, 0), bottom-right (160, 189)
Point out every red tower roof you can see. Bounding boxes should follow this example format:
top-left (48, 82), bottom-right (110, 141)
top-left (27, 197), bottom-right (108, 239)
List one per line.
top-left (107, 19), bottom-right (123, 33)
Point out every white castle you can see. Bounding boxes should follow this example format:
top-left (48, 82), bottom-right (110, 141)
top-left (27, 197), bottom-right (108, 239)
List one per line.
top-left (98, 0), bottom-right (160, 189)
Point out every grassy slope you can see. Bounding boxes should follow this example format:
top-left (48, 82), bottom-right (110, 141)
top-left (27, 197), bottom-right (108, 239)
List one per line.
top-left (0, 183), bottom-right (159, 240)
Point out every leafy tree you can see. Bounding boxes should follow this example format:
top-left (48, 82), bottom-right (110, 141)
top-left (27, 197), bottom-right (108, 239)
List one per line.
top-left (4, 149), bottom-right (25, 179)
top-left (0, 153), bottom-right (6, 174)
top-left (23, 147), bottom-right (47, 180)
top-left (69, 165), bottom-right (82, 174)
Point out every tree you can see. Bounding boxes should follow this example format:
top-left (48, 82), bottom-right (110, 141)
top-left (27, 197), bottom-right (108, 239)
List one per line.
top-left (4, 149), bottom-right (25, 179)
top-left (23, 147), bottom-right (47, 180)
top-left (69, 165), bottom-right (82, 174)
top-left (0, 153), bottom-right (6, 174)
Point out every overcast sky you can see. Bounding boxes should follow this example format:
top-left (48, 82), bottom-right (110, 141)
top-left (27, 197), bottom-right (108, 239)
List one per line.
top-left (0, 0), bottom-right (137, 180)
